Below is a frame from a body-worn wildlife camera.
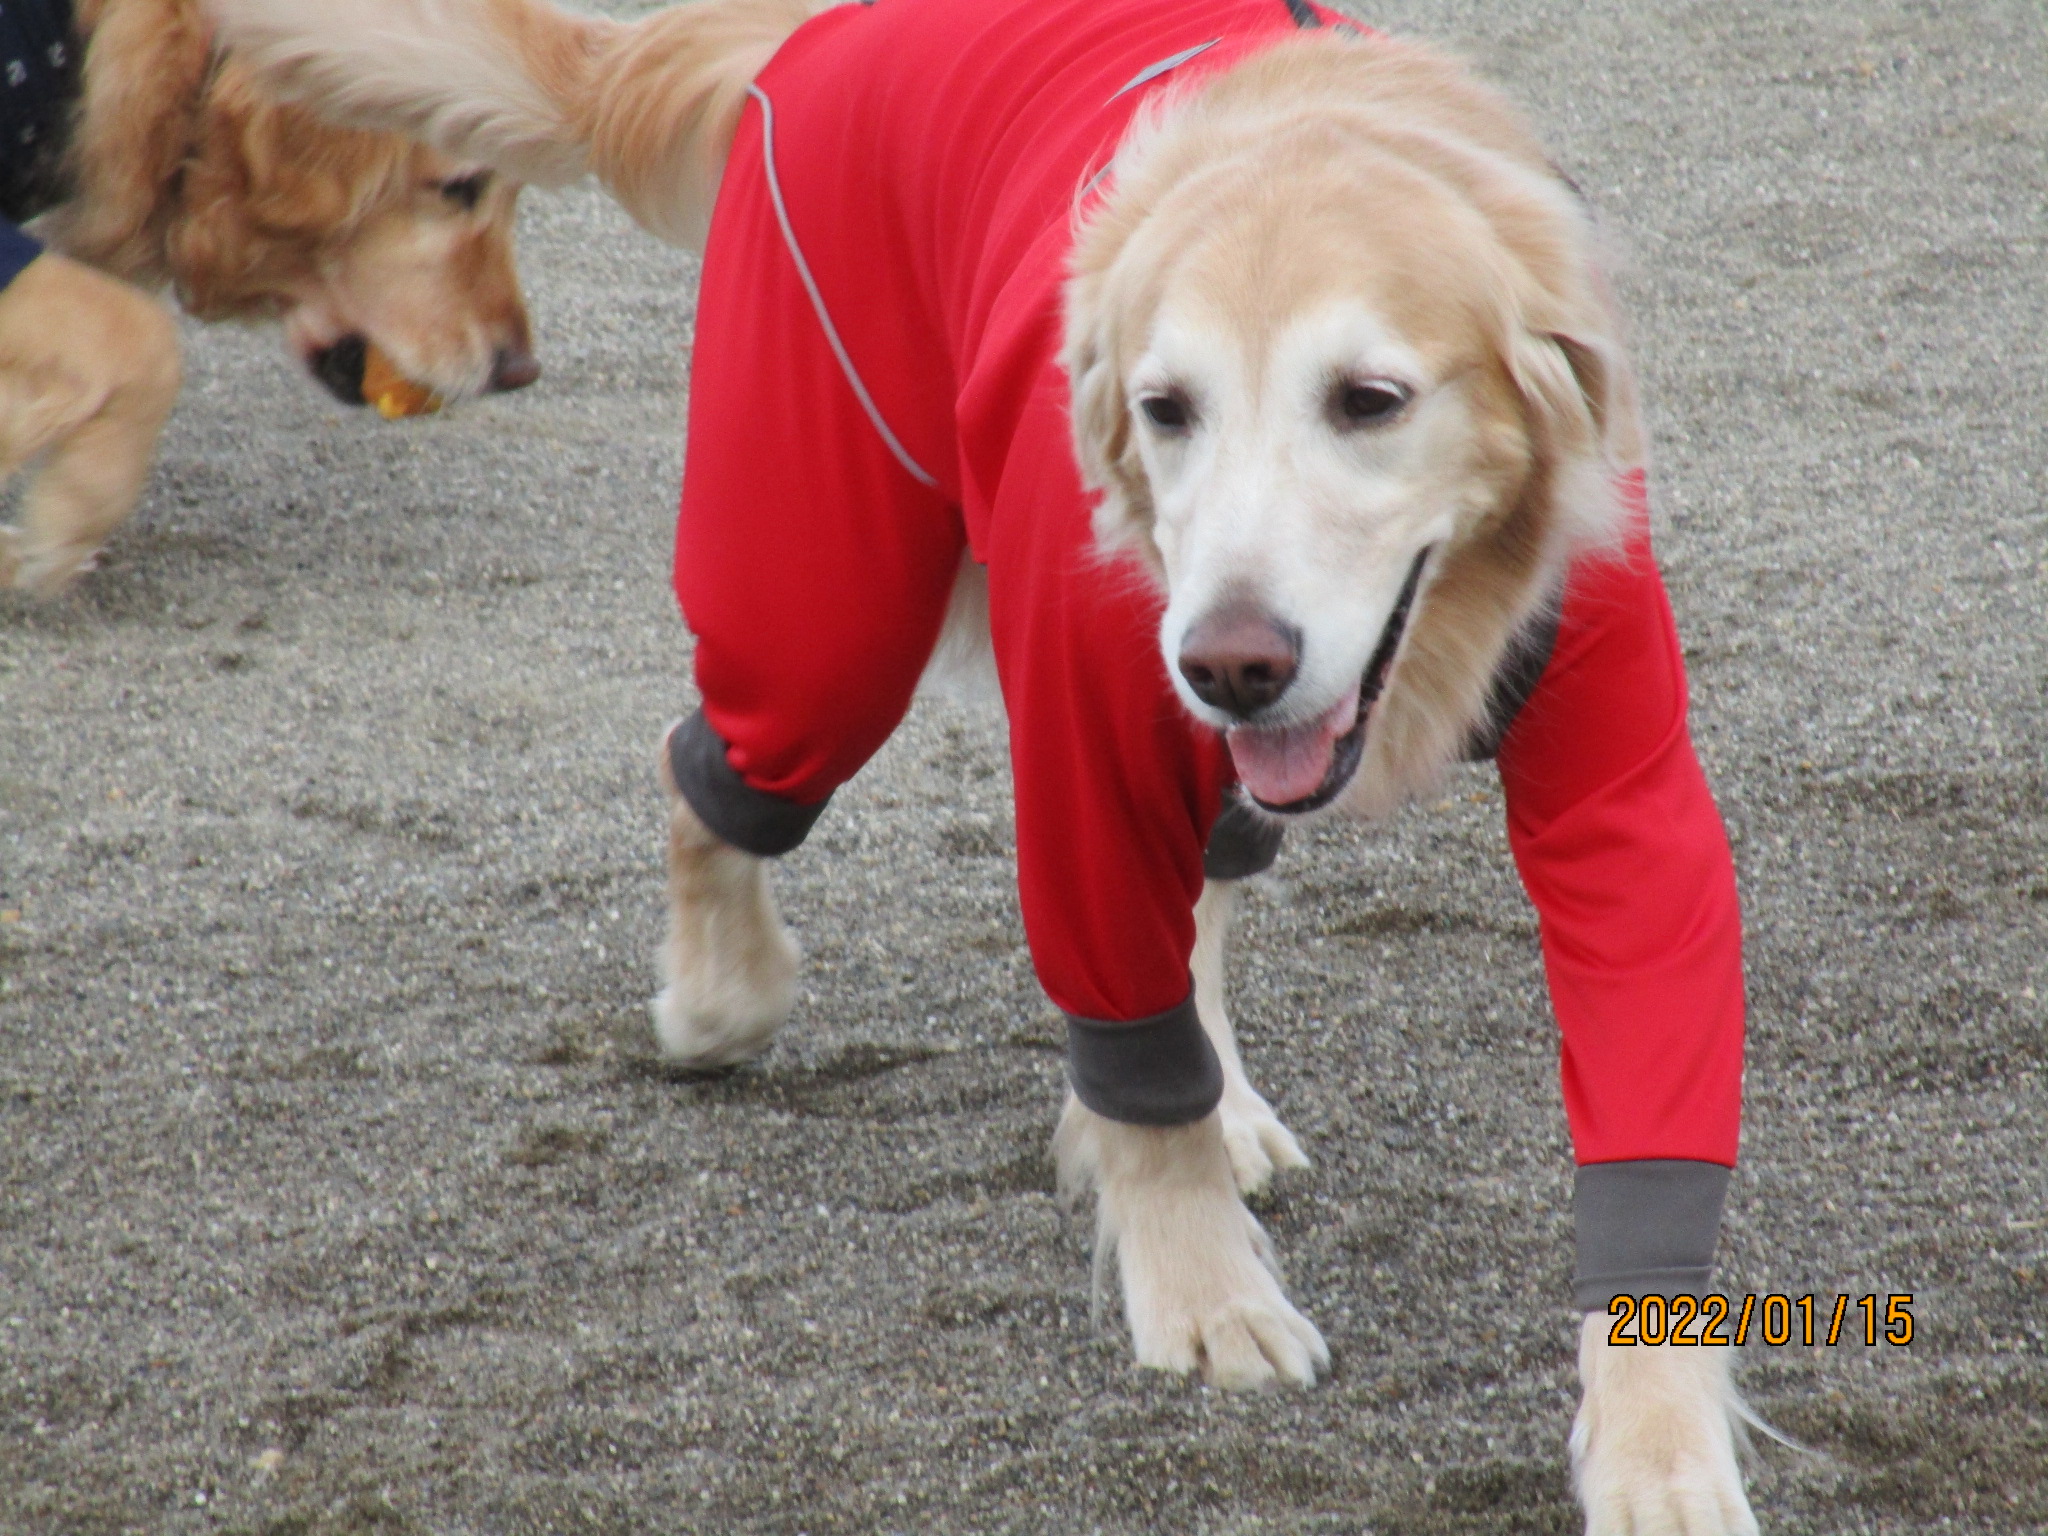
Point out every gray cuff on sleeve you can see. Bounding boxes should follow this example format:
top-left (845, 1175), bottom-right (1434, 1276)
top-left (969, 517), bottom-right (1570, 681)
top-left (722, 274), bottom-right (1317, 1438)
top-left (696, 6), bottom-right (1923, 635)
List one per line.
top-left (1064, 991), bottom-right (1223, 1126)
top-left (1573, 1159), bottom-right (1731, 1311)
top-left (1204, 792), bottom-right (1286, 881)
top-left (666, 709), bottom-right (830, 857)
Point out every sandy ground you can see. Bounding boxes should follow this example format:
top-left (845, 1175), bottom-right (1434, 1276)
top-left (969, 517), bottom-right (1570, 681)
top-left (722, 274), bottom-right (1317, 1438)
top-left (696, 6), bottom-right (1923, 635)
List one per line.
top-left (3, 0), bottom-right (2044, 1531)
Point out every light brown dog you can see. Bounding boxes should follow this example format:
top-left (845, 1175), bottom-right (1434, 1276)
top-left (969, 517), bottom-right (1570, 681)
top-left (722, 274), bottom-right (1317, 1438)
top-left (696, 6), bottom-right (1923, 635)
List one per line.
top-left (0, 0), bottom-right (541, 592)
top-left (212, 2), bottom-right (1768, 1531)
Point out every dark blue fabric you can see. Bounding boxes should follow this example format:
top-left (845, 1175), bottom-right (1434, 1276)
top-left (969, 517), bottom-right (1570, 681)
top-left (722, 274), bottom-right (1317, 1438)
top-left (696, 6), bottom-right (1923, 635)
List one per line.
top-left (0, 212), bottom-right (40, 290)
top-left (1, 0), bottom-right (80, 222)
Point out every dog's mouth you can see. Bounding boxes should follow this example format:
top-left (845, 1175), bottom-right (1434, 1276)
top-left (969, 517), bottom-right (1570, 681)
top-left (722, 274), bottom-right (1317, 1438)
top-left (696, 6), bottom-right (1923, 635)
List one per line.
top-left (308, 335), bottom-right (371, 405)
top-left (1226, 547), bottom-right (1431, 815)
top-left (306, 333), bottom-right (536, 412)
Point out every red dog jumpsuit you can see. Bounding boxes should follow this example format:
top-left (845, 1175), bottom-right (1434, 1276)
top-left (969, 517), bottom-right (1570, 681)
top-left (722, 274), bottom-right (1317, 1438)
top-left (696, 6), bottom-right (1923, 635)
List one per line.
top-left (667, 0), bottom-right (1744, 1308)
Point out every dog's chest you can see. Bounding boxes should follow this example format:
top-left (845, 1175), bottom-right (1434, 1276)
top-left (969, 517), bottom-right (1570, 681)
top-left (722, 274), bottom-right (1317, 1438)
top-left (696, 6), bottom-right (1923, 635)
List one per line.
top-left (0, 0), bottom-right (79, 222)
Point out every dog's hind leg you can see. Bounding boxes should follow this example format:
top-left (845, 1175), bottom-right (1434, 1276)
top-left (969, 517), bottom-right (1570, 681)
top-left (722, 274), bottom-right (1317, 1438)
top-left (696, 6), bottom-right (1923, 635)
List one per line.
top-left (1192, 880), bottom-right (1309, 1196)
top-left (652, 730), bottom-right (800, 1068)
top-left (1057, 1093), bottom-right (1328, 1389)
top-left (1571, 1314), bottom-right (1761, 1535)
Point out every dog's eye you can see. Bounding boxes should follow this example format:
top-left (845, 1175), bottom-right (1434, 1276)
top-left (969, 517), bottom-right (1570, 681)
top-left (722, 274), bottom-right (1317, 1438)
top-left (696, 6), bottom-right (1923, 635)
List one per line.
top-left (1139, 392), bottom-right (1194, 433)
top-left (437, 171), bottom-right (492, 211)
top-left (1333, 379), bottom-right (1409, 428)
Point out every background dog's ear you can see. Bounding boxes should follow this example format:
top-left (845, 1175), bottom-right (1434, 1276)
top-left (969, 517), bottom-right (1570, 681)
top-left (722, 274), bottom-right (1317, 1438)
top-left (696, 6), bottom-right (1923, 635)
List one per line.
top-left (48, 0), bottom-right (216, 281)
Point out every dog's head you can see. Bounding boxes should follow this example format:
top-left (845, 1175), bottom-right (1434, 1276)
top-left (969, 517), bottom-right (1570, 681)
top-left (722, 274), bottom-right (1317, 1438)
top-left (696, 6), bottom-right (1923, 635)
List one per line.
top-left (165, 61), bottom-right (539, 404)
top-left (1065, 37), bottom-right (1635, 816)
top-left (58, 18), bottom-right (538, 408)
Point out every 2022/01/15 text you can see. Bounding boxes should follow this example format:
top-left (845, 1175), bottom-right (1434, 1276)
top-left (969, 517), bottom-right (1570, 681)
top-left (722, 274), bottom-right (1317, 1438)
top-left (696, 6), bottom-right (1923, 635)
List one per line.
top-left (1606, 1293), bottom-right (1916, 1347)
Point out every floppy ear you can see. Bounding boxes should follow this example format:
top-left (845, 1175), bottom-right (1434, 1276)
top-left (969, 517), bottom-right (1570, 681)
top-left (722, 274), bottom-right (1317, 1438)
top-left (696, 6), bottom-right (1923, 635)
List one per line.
top-left (1504, 316), bottom-right (1635, 550)
top-left (1547, 331), bottom-right (1612, 443)
top-left (48, 0), bottom-right (215, 282)
top-left (161, 69), bottom-right (413, 320)
top-left (1508, 326), bottom-right (1614, 463)
top-left (1062, 280), bottom-right (1160, 566)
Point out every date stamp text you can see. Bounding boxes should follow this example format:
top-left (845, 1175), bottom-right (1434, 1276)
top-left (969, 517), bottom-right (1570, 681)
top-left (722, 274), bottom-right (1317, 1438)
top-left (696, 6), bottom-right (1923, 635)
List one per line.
top-left (1606, 1292), bottom-right (1915, 1347)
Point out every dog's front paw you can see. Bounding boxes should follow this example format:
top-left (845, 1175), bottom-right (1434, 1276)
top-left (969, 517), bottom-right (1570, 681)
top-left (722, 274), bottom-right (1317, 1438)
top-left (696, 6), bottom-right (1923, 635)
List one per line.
top-left (1057, 1098), bottom-right (1329, 1389)
top-left (1572, 1315), bottom-right (1759, 1536)
top-left (1217, 1082), bottom-right (1309, 1196)
top-left (1121, 1196), bottom-right (1328, 1388)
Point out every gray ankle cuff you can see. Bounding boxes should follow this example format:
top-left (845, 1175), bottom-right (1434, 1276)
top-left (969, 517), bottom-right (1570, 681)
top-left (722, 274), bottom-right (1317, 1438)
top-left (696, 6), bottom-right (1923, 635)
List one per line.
top-left (1573, 1159), bottom-right (1731, 1311)
top-left (667, 710), bottom-right (830, 857)
top-left (1204, 792), bottom-right (1285, 881)
top-left (1064, 992), bottom-right (1223, 1126)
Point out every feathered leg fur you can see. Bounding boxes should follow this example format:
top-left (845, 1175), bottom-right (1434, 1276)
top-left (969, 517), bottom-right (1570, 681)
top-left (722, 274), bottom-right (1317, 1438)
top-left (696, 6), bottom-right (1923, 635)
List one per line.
top-left (652, 726), bottom-right (800, 1066)
top-left (1573, 1313), bottom-right (1764, 1536)
top-left (1191, 880), bottom-right (1311, 1195)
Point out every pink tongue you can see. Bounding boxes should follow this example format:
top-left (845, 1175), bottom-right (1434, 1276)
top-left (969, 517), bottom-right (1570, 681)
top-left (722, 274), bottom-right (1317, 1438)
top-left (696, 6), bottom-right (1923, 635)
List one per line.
top-left (1226, 685), bottom-right (1361, 806)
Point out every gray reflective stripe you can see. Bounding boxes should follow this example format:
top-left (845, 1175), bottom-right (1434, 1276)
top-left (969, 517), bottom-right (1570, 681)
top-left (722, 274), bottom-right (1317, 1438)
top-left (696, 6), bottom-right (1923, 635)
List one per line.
top-left (745, 83), bottom-right (941, 492)
top-left (1081, 39), bottom-right (1226, 202)
top-left (1065, 992), bottom-right (1223, 1126)
top-left (1572, 1160), bottom-right (1731, 1312)
top-left (1109, 40), bottom-right (1219, 101)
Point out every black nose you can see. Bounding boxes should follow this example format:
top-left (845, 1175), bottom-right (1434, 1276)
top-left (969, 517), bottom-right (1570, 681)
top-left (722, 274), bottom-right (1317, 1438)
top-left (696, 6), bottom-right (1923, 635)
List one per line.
top-left (309, 336), bottom-right (369, 405)
top-left (1178, 604), bottom-right (1301, 718)
top-left (489, 347), bottom-right (541, 392)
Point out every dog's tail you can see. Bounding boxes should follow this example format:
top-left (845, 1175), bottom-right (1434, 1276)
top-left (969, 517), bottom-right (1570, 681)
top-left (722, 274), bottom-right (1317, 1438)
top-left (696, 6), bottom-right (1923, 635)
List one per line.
top-left (206, 0), bottom-right (821, 246)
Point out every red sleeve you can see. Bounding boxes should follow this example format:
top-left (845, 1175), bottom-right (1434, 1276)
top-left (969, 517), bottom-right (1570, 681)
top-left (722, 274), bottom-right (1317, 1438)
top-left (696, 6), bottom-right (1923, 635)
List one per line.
top-left (983, 380), bottom-right (1232, 1025)
top-left (1496, 473), bottom-right (1745, 1167)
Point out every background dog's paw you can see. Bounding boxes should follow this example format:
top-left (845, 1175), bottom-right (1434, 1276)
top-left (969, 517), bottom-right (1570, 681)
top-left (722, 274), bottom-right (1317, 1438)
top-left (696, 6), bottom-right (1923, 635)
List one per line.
top-left (1572, 1317), bottom-right (1759, 1536)
top-left (1217, 1085), bottom-right (1310, 1196)
top-left (0, 528), bottom-right (94, 595)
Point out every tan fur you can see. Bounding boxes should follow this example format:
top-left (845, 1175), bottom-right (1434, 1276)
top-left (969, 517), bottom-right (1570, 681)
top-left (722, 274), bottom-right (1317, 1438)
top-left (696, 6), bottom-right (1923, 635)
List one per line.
top-left (210, 0), bottom-right (827, 247)
top-left (0, 251), bottom-right (182, 593)
top-left (653, 728), bottom-right (800, 1067)
top-left (51, 0), bottom-right (535, 391)
top-left (1573, 1313), bottom-right (1761, 1536)
top-left (1053, 1093), bottom-right (1328, 1390)
top-left (1, 0), bottom-right (539, 592)
top-left (1192, 880), bottom-right (1310, 1195)
top-left (578, 0), bottom-right (821, 244)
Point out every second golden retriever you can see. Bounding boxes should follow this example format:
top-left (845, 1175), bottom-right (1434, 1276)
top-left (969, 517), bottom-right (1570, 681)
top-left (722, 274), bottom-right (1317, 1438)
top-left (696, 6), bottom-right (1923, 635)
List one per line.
top-left (1, 0), bottom-right (539, 592)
